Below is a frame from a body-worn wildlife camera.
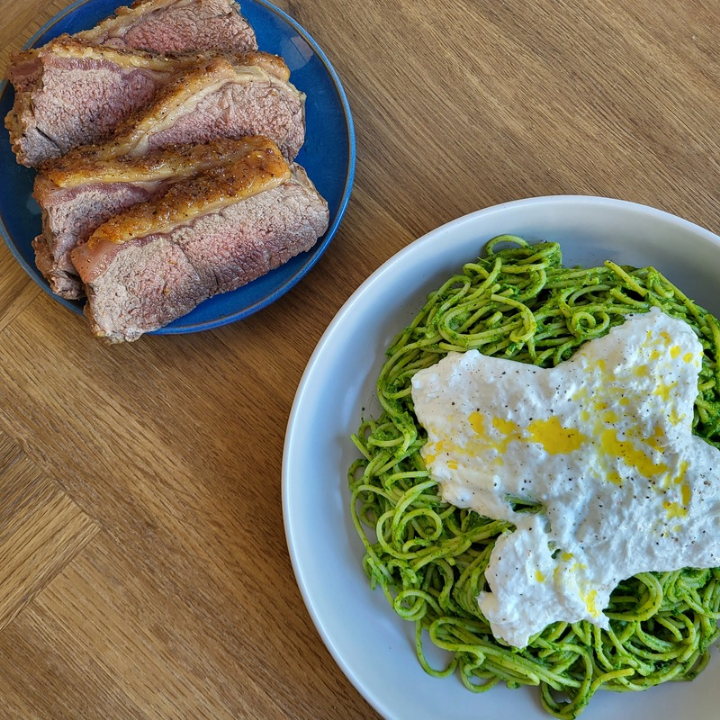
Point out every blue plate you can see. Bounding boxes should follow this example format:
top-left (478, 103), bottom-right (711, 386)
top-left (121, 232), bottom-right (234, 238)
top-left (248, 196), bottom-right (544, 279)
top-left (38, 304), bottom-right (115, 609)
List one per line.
top-left (0, 0), bottom-right (355, 334)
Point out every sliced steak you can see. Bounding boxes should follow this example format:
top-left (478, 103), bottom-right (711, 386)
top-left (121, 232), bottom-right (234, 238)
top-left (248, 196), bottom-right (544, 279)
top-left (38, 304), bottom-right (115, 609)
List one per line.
top-left (33, 137), bottom-right (276, 299)
top-left (71, 138), bottom-right (329, 342)
top-left (5, 47), bottom-right (302, 167)
top-left (103, 56), bottom-right (305, 161)
top-left (77, 0), bottom-right (257, 55)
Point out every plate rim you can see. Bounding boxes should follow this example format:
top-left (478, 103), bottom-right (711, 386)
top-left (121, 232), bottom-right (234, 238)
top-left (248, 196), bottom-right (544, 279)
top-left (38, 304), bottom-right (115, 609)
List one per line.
top-left (0, 0), bottom-right (356, 335)
top-left (282, 193), bottom-right (720, 720)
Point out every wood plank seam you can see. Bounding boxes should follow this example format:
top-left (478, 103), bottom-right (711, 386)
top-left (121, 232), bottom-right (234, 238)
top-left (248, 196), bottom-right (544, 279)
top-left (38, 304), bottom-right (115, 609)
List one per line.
top-left (0, 430), bottom-right (100, 631)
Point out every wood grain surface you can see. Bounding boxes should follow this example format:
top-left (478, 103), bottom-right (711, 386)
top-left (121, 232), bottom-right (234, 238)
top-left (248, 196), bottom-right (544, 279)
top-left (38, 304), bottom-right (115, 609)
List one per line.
top-left (1, 0), bottom-right (719, 718)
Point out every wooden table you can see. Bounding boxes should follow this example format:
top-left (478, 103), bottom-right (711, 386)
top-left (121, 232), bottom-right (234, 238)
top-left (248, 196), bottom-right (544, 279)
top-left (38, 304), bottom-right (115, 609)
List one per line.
top-left (1, 1), bottom-right (719, 717)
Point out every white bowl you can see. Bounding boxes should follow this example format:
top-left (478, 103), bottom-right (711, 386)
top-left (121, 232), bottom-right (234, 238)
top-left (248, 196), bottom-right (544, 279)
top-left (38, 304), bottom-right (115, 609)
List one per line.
top-left (283, 196), bottom-right (720, 720)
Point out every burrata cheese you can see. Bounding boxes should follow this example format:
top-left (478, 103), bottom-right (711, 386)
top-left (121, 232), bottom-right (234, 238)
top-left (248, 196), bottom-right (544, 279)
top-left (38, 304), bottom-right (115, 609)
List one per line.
top-left (411, 307), bottom-right (720, 647)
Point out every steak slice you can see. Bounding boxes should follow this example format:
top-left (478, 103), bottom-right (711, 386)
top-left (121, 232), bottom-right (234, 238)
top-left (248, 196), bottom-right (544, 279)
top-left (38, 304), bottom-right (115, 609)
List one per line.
top-left (5, 39), bottom-right (198, 167)
top-left (5, 47), bottom-right (302, 167)
top-left (76, 0), bottom-right (257, 55)
top-left (100, 56), bottom-right (305, 161)
top-left (71, 138), bottom-right (329, 342)
top-left (34, 137), bottom-right (266, 299)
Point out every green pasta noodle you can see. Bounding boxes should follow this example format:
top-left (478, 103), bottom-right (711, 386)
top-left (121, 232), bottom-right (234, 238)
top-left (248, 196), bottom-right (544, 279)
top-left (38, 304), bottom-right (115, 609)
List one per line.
top-left (348, 236), bottom-right (720, 719)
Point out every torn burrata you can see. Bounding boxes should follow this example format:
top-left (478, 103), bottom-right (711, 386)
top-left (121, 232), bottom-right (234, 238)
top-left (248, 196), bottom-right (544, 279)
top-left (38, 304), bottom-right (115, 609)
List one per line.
top-left (411, 307), bottom-right (720, 647)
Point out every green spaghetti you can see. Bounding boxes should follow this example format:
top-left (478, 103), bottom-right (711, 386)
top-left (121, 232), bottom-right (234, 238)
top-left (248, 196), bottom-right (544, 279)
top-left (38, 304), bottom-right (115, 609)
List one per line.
top-left (348, 237), bottom-right (720, 718)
